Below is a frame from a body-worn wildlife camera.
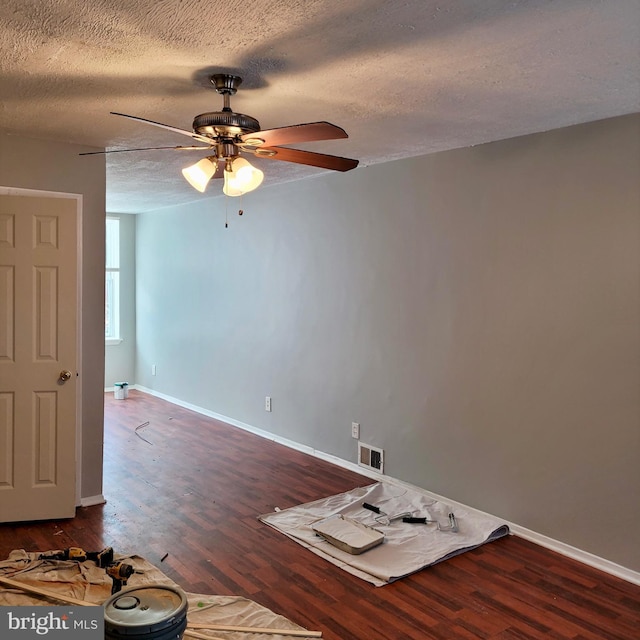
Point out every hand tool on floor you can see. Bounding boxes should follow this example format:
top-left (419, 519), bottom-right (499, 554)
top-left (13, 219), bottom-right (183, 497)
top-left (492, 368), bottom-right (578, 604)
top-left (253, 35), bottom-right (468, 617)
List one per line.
top-left (106, 561), bottom-right (136, 594)
top-left (362, 502), bottom-right (412, 525)
top-left (401, 516), bottom-right (439, 525)
top-left (39, 546), bottom-right (114, 568)
top-left (439, 512), bottom-right (459, 533)
top-left (403, 511), bottom-right (459, 533)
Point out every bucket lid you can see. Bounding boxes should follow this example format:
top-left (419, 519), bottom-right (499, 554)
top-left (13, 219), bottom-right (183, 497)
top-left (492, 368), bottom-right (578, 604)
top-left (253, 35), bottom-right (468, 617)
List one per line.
top-left (104, 585), bottom-right (187, 634)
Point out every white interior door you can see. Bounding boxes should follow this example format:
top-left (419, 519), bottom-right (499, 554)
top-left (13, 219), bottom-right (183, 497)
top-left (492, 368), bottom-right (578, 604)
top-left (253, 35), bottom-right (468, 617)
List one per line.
top-left (0, 193), bottom-right (78, 522)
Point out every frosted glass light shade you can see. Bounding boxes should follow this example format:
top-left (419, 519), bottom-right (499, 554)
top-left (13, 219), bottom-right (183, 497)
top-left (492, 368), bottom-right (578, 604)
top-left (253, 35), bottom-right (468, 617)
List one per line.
top-left (223, 157), bottom-right (264, 197)
top-left (182, 157), bottom-right (218, 192)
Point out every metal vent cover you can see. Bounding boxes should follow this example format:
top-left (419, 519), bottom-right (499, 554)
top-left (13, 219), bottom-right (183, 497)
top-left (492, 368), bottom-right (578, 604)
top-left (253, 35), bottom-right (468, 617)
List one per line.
top-left (358, 442), bottom-right (384, 473)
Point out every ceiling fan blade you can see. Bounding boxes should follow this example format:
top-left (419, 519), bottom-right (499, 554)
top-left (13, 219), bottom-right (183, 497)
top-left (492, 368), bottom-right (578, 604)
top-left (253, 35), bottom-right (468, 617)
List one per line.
top-left (110, 112), bottom-right (214, 145)
top-left (241, 122), bottom-right (348, 148)
top-left (254, 147), bottom-right (358, 172)
top-left (79, 145), bottom-right (212, 156)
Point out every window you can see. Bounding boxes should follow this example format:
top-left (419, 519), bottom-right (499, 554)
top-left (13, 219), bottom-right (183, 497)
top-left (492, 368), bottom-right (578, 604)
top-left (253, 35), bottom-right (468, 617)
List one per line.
top-left (105, 217), bottom-right (120, 343)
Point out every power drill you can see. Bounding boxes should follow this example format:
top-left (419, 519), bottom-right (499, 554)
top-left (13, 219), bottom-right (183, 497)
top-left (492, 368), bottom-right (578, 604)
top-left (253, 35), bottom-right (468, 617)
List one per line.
top-left (39, 546), bottom-right (114, 568)
top-left (106, 562), bottom-right (136, 594)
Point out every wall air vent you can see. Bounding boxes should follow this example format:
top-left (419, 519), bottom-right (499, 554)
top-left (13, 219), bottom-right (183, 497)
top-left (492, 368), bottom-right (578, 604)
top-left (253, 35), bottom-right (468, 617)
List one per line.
top-left (358, 442), bottom-right (384, 474)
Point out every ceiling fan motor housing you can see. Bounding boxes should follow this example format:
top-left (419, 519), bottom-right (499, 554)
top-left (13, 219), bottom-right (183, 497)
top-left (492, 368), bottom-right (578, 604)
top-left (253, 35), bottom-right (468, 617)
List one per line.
top-left (193, 111), bottom-right (261, 138)
top-left (194, 74), bottom-right (261, 139)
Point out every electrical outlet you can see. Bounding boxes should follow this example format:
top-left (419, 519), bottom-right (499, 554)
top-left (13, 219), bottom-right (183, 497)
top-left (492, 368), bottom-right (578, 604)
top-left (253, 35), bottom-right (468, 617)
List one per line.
top-left (351, 422), bottom-right (360, 439)
top-left (151, 364), bottom-right (156, 376)
top-left (265, 396), bottom-right (272, 412)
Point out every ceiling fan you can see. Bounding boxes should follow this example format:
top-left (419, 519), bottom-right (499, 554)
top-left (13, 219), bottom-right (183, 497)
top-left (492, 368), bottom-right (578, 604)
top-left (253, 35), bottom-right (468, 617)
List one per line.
top-left (84, 73), bottom-right (359, 197)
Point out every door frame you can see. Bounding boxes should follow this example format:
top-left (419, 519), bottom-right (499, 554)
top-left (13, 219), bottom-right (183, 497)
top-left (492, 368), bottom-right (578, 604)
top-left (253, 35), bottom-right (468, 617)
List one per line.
top-left (0, 185), bottom-right (83, 505)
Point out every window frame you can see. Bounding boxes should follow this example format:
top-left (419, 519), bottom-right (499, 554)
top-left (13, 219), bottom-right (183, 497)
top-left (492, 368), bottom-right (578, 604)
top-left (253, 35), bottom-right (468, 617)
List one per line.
top-left (105, 216), bottom-right (121, 345)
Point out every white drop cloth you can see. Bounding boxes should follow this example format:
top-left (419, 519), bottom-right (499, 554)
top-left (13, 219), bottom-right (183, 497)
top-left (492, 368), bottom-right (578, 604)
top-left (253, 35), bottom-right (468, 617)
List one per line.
top-left (259, 482), bottom-right (509, 586)
top-left (0, 549), bottom-right (318, 639)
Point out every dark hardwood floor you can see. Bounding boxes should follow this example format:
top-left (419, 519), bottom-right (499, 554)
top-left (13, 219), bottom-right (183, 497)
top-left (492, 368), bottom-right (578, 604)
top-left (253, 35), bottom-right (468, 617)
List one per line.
top-left (1, 390), bottom-right (638, 639)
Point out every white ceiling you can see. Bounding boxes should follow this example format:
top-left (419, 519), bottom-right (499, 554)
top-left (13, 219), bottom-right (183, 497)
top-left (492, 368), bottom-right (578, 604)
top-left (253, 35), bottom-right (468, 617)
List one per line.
top-left (1, 0), bottom-right (639, 213)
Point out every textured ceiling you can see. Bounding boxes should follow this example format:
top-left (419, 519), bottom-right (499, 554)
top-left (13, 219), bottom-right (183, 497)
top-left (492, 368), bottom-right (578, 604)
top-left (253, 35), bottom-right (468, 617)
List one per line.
top-left (1, 0), bottom-right (639, 213)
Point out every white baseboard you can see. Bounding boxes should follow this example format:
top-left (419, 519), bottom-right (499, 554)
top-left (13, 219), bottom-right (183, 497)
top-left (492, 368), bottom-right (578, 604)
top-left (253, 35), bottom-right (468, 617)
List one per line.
top-left (79, 494), bottom-right (106, 508)
top-left (506, 522), bottom-right (639, 585)
top-left (134, 385), bottom-right (640, 586)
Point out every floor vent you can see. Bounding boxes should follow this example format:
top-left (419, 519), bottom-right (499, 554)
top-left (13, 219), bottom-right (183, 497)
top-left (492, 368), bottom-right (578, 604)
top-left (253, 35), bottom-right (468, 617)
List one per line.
top-left (358, 442), bottom-right (384, 474)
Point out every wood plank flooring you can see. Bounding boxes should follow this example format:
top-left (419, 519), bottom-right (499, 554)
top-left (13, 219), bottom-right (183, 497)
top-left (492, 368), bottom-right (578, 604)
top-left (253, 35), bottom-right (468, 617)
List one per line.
top-left (1, 390), bottom-right (638, 639)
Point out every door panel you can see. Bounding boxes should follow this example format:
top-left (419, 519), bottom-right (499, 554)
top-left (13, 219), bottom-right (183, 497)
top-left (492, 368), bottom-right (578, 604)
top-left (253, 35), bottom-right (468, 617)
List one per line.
top-left (0, 194), bottom-right (77, 522)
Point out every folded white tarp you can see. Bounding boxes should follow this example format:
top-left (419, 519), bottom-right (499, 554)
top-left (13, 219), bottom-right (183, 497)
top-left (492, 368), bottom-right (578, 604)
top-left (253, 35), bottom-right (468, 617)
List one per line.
top-left (260, 482), bottom-right (509, 586)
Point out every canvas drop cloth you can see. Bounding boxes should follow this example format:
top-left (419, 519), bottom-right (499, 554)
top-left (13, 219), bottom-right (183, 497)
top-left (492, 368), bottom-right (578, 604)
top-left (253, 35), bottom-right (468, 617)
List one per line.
top-left (0, 549), bottom-right (318, 639)
top-left (260, 482), bottom-right (509, 586)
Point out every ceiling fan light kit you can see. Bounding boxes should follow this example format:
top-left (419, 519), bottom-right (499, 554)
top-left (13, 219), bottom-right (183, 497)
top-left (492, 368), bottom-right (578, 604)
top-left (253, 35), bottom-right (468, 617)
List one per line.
top-left (181, 156), bottom-right (218, 193)
top-left (222, 157), bottom-right (264, 197)
top-left (89, 72), bottom-right (358, 198)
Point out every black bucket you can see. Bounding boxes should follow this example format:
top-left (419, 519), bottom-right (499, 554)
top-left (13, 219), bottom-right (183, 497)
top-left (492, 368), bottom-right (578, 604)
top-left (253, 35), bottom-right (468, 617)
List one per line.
top-left (104, 585), bottom-right (188, 640)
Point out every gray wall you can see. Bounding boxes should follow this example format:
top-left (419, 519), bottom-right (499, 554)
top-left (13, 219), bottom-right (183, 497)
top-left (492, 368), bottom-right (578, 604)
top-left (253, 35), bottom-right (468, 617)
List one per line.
top-left (135, 114), bottom-right (640, 571)
top-left (105, 213), bottom-right (136, 388)
top-left (0, 133), bottom-right (106, 500)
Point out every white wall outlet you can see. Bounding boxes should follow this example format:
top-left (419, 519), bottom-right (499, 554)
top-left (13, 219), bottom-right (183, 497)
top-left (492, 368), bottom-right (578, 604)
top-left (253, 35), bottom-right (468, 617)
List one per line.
top-left (351, 422), bottom-right (360, 439)
top-left (151, 364), bottom-right (156, 376)
top-left (265, 396), bottom-right (272, 412)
